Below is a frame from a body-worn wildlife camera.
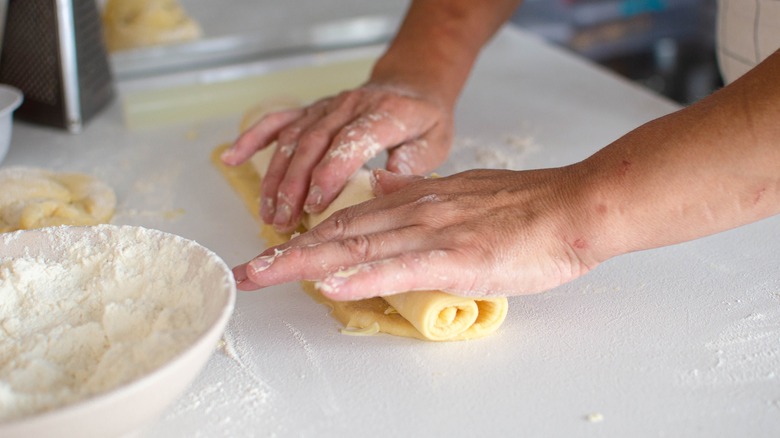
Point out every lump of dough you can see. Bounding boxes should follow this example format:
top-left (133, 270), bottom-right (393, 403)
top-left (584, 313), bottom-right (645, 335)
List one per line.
top-left (0, 167), bottom-right (116, 233)
top-left (102, 0), bottom-right (202, 52)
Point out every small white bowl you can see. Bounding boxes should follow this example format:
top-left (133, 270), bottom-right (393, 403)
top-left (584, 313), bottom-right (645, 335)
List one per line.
top-left (0, 225), bottom-right (236, 437)
top-left (0, 84), bottom-right (23, 165)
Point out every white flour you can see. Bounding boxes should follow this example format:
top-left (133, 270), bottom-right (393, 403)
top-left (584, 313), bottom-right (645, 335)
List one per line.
top-left (445, 134), bottom-right (541, 174)
top-left (0, 226), bottom-right (212, 422)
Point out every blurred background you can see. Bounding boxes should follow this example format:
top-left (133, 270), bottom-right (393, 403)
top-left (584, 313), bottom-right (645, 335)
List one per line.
top-left (1, 0), bottom-right (723, 106)
top-left (511, 0), bottom-right (721, 105)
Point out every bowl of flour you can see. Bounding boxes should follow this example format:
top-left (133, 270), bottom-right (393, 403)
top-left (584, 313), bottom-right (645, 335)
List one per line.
top-left (0, 225), bottom-right (236, 437)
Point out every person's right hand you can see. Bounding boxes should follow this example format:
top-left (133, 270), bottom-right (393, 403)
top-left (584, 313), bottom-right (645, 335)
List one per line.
top-left (231, 166), bottom-right (607, 300)
top-left (220, 83), bottom-right (454, 233)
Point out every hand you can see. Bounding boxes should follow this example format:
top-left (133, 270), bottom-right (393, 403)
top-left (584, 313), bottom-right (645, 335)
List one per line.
top-left (232, 167), bottom-right (605, 300)
top-left (220, 84), bottom-right (454, 233)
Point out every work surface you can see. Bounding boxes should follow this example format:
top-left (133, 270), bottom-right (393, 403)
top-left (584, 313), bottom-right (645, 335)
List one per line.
top-left (4, 27), bottom-right (779, 437)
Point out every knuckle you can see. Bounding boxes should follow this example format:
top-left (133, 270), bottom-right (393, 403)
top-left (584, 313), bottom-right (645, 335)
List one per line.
top-left (340, 234), bottom-right (374, 262)
top-left (277, 126), bottom-right (302, 144)
top-left (336, 90), bottom-right (361, 106)
top-left (375, 94), bottom-right (399, 111)
top-left (306, 99), bottom-right (329, 114)
top-left (261, 111), bottom-right (290, 126)
top-left (299, 128), bottom-right (331, 148)
top-left (261, 161), bottom-right (286, 184)
top-left (409, 199), bottom-right (445, 222)
top-left (315, 210), bottom-right (350, 239)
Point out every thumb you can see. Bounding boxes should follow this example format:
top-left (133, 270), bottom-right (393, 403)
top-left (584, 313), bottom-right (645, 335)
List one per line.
top-left (370, 169), bottom-right (424, 197)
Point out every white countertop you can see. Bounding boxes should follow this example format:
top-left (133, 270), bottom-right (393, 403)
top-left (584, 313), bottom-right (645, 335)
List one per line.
top-left (3, 27), bottom-right (779, 437)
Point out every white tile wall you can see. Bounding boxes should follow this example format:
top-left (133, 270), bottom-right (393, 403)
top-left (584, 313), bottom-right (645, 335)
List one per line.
top-left (717, 0), bottom-right (780, 83)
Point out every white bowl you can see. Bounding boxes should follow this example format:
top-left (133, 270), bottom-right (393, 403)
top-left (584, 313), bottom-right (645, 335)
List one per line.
top-left (0, 84), bottom-right (23, 165)
top-left (0, 225), bottom-right (236, 437)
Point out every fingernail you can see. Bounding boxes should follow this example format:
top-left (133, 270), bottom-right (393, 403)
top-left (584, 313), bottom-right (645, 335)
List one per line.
top-left (316, 269), bottom-right (355, 296)
top-left (220, 147), bottom-right (236, 162)
top-left (261, 197), bottom-right (275, 221)
top-left (333, 267), bottom-right (361, 278)
top-left (369, 170), bottom-right (379, 192)
top-left (233, 266), bottom-right (248, 283)
top-left (316, 278), bottom-right (342, 296)
top-left (303, 186), bottom-right (323, 213)
top-left (279, 142), bottom-right (296, 158)
top-left (274, 203), bottom-right (292, 227)
top-left (248, 255), bottom-right (274, 274)
top-left (396, 162), bottom-right (412, 175)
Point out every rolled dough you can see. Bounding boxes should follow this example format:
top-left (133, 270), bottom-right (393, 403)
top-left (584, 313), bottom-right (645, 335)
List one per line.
top-left (211, 107), bottom-right (507, 341)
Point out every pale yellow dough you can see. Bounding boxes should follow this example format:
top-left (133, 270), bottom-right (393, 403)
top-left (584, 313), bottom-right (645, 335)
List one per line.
top-left (102, 0), bottom-right (202, 52)
top-left (211, 106), bottom-right (508, 341)
top-left (0, 167), bottom-right (116, 233)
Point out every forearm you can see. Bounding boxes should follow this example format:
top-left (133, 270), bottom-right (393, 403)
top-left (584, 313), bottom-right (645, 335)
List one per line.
top-left (370, 0), bottom-right (523, 108)
top-left (577, 50), bottom-right (780, 261)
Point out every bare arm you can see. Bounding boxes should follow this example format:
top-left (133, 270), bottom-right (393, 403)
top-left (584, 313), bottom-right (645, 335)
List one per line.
top-left (221, 0), bottom-right (522, 233)
top-left (370, 0), bottom-right (523, 108)
top-left (578, 49), bottom-right (780, 264)
top-left (233, 50), bottom-right (780, 300)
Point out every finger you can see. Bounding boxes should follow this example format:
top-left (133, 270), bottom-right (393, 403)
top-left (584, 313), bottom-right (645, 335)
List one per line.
top-left (244, 226), bottom-right (431, 288)
top-left (289, 177), bottom-right (446, 253)
top-left (371, 168), bottom-right (424, 197)
top-left (260, 103), bottom-right (332, 224)
top-left (272, 108), bottom-right (362, 232)
top-left (386, 123), bottom-right (452, 175)
top-left (304, 111), bottom-right (416, 214)
top-left (232, 263), bottom-right (262, 291)
top-left (259, 126), bottom-right (305, 224)
top-left (221, 109), bottom-right (304, 166)
top-left (315, 250), bottom-right (479, 301)
top-left (386, 137), bottom-right (448, 175)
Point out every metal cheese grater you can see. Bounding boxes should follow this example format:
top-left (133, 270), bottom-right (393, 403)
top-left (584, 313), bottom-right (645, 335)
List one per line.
top-left (0, 0), bottom-right (114, 133)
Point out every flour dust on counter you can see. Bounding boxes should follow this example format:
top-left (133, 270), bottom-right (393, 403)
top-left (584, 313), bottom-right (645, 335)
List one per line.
top-left (152, 305), bottom-right (283, 438)
top-left (110, 159), bottom-right (186, 226)
top-left (677, 306), bottom-right (780, 387)
top-left (445, 132), bottom-right (542, 174)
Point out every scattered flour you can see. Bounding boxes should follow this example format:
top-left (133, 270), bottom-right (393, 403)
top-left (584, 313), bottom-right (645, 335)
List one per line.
top-left (679, 309), bottom-right (780, 387)
top-left (447, 134), bottom-right (541, 173)
top-left (0, 225), bottom-right (217, 422)
top-left (111, 162), bottom-right (185, 224)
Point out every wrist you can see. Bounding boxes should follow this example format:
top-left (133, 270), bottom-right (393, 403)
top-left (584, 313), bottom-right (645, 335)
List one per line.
top-left (368, 49), bottom-right (466, 111)
top-left (562, 160), bottom-right (635, 264)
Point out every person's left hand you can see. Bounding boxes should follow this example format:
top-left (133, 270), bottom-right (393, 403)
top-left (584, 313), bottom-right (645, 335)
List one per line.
top-left (220, 83), bottom-right (454, 234)
top-left (232, 166), bottom-right (605, 300)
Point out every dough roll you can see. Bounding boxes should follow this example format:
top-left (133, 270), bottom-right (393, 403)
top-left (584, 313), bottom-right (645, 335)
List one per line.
top-left (212, 127), bottom-right (508, 341)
